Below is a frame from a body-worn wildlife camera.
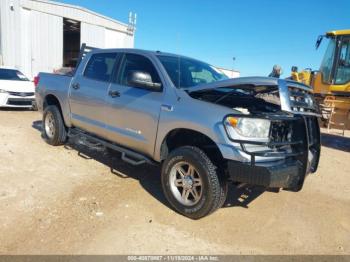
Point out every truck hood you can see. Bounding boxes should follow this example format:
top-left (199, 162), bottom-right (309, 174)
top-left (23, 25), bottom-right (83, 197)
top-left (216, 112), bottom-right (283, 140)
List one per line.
top-left (185, 77), bottom-right (311, 94)
top-left (0, 80), bottom-right (35, 93)
top-left (185, 77), bottom-right (315, 115)
top-left (186, 77), bottom-right (286, 114)
top-left (185, 77), bottom-right (279, 94)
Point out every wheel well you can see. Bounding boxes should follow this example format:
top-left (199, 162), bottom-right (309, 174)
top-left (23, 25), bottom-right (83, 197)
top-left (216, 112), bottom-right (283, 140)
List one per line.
top-left (43, 95), bottom-right (64, 119)
top-left (44, 94), bottom-right (60, 109)
top-left (160, 128), bottom-right (225, 167)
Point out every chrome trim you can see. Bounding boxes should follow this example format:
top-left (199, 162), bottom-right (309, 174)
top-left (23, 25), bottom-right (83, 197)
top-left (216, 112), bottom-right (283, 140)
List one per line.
top-left (161, 104), bottom-right (173, 112)
top-left (8, 91), bottom-right (35, 97)
top-left (278, 79), bottom-right (292, 113)
top-left (278, 79), bottom-right (321, 117)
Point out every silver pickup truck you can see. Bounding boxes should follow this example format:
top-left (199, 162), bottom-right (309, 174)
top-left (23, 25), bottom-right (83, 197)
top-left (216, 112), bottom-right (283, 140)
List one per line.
top-left (35, 47), bottom-right (321, 219)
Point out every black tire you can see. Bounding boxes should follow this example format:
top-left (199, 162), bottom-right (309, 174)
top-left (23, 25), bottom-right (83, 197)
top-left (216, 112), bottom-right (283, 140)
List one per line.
top-left (42, 105), bottom-right (67, 146)
top-left (161, 146), bottom-right (228, 219)
top-left (217, 173), bottom-right (229, 209)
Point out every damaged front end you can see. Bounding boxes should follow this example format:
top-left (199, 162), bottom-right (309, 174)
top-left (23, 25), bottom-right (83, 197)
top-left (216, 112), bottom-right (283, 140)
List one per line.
top-left (188, 77), bottom-right (321, 191)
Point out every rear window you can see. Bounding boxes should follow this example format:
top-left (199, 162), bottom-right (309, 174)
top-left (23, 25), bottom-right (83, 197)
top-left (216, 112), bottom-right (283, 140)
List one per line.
top-left (0, 69), bottom-right (29, 81)
top-left (84, 53), bottom-right (117, 82)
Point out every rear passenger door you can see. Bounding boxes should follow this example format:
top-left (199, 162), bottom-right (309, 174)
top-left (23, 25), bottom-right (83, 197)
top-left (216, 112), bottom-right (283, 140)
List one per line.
top-left (104, 53), bottom-right (164, 157)
top-left (69, 52), bottom-right (119, 138)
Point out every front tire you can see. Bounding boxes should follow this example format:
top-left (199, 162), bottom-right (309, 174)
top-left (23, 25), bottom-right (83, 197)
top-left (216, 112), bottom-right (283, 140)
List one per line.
top-left (161, 146), bottom-right (227, 219)
top-left (42, 105), bottom-right (67, 146)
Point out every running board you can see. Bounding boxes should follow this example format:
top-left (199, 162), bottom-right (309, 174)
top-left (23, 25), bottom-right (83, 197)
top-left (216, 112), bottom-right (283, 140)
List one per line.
top-left (68, 128), bottom-right (154, 166)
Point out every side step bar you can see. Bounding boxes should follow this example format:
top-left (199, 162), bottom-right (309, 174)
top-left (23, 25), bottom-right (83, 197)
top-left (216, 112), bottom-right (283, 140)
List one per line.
top-left (68, 128), bottom-right (155, 166)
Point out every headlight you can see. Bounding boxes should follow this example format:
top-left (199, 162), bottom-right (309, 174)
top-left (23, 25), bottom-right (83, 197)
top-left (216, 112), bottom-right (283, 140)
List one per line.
top-left (224, 116), bottom-right (271, 139)
top-left (0, 89), bottom-right (8, 93)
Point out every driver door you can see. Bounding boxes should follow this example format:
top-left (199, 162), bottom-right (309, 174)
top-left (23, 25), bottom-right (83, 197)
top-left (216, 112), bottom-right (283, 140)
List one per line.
top-left (104, 53), bottom-right (164, 157)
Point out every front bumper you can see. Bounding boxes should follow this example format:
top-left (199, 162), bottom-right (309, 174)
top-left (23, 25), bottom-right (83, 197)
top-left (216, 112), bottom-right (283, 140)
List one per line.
top-left (0, 92), bottom-right (35, 108)
top-left (226, 115), bottom-right (320, 191)
top-left (228, 159), bottom-right (305, 189)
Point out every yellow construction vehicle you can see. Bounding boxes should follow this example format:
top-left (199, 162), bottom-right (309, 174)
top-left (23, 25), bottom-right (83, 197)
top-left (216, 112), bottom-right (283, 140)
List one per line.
top-left (291, 29), bottom-right (350, 132)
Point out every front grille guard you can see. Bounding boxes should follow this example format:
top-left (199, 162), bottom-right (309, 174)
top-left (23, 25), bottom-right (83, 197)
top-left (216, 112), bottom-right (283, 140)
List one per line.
top-left (226, 115), bottom-right (320, 191)
top-left (224, 79), bottom-right (321, 166)
top-left (224, 114), bottom-right (308, 166)
top-left (223, 80), bottom-right (321, 190)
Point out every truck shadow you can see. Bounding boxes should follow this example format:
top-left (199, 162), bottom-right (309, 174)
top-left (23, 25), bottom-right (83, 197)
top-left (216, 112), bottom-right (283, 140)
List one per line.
top-left (32, 120), bottom-right (266, 211)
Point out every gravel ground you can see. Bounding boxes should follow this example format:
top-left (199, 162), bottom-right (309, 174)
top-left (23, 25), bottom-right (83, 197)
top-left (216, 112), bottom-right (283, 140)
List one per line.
top-left (0, 110), bottom-right (349, 255)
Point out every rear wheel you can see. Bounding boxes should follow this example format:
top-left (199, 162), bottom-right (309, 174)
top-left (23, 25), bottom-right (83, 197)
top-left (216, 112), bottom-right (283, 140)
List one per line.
top-left (161, 146), bottom-right (228, 219)
top-left (42, 105), bottom-right (67, 146)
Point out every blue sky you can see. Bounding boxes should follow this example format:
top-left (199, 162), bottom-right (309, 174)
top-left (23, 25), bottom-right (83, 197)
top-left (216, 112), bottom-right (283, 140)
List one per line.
top-left (58, 0), bottom-right (350, 76)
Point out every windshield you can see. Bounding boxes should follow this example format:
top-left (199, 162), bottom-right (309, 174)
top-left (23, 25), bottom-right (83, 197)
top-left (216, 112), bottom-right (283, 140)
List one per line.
top-left (157, 55), bottom-right (228, 88)
top-left (0, 69), bottom-right (29, 81)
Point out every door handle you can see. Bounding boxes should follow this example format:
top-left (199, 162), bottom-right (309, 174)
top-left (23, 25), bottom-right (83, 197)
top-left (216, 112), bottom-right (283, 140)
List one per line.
top-left (72, 83), bottom-right (80, 90)
top-left (109, 90), bottom-right (120, 98)
top-left (161, 104), bottom-right (174, 112)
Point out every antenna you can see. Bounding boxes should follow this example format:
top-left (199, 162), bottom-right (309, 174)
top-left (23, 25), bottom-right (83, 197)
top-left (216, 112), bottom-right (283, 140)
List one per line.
top-left (127, 12), bottom-right (137, 35)
top-left (177, 33), bottom-right (181, 88)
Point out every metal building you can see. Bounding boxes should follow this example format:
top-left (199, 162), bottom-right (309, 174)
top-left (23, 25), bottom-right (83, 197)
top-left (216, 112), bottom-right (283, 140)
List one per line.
top-left (217, 67), bottom-right (240, 78)
top-left (0, 0), bottom-right (136, 78)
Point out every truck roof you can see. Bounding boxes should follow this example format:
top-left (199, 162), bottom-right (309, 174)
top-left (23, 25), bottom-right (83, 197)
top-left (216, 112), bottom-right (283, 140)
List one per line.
top-left (89, 48), bottom-right (206, 62)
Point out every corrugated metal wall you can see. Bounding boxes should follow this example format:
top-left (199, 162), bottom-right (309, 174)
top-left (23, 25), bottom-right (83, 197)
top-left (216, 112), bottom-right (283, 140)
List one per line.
top-left (20, 7), bottom-right (33, 78)
top-left (21, 0), bottom-right (129, 34)
top-left (81, 22), bottom-right (105, 48)
top-left (0, 0), bottom-right (22, 70)
top-left (0, 0), bottom-right (135, 78)
top-left (30, 10), bottom-right (63, 77)
top-left (105, 28), bottom-right (134, 48)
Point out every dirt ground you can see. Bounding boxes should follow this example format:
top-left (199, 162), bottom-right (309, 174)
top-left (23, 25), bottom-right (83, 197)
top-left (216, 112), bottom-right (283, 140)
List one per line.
top-left (0, 110), bottom-right (349, 255)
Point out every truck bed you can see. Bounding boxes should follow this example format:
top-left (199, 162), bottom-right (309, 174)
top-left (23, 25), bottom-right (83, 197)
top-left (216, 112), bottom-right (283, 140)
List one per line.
top-left (35, 72), bottom-right (73, 125)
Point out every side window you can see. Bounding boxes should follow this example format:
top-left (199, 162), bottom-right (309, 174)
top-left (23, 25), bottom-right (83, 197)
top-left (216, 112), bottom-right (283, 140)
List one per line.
top-left (118, 54), bottom-right (161, 86)
top-left (84, 53), bottom-right (117, 82)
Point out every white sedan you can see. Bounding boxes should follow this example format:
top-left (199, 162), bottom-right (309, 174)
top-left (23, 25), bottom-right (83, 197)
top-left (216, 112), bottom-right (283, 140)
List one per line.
top-left (0, 67), bottom-right (36, 109)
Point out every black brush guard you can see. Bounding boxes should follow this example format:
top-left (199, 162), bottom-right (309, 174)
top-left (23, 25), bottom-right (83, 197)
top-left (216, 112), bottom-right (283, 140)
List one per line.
top-left (226, 114), bottom-right (321, 191)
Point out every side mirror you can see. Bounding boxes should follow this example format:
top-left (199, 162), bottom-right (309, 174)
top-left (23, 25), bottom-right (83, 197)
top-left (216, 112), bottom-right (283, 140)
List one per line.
top-left (315, 35), bottom-right (324, 50)
top-left (127, 71), bottom-right (162, 91)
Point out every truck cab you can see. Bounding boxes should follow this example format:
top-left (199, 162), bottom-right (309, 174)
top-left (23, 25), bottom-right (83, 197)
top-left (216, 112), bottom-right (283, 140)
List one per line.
top-left (313, 30), bottom-right (350, 95)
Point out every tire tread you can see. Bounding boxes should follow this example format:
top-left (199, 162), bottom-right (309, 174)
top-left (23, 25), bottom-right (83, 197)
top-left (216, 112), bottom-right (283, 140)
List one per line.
top-left (42, 105), bottom-right (67, 146)
top-left (161, 146), bottom-right (227, 219)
